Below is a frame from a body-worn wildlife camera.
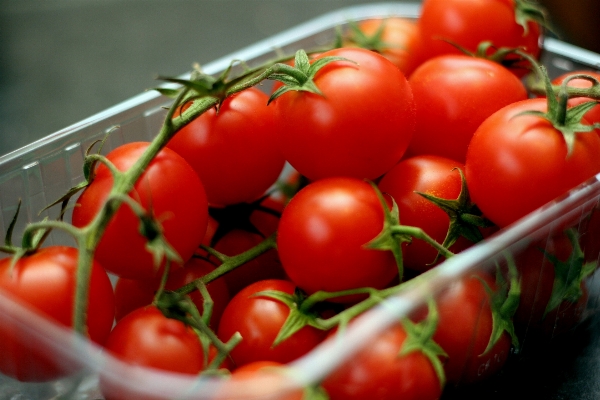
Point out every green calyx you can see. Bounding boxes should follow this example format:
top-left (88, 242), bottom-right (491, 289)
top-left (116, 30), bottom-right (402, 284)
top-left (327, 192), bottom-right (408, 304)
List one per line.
top-left (478, 255), bottom-right (521, 354)
top-left (513, 0), bottom-right (551, 36)
top-left (516, 56), bottom-right (600, 157)
top-left (543, 228), bottom-right (596, 317)
top-left (416, 168), bottom-right (495, 264)
top-left (365, 181), bottom-right (455, 280)
top-left (268, 49), bottom-right (355, 103)
top-left (343, 18), bottom-right (395, 54)
top-left (400, 298), bottom-right (448, 388)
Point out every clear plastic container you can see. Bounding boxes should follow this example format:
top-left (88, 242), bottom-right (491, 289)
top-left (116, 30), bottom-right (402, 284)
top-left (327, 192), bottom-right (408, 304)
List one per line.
top-left (1, 2), bottom-right (600, 399)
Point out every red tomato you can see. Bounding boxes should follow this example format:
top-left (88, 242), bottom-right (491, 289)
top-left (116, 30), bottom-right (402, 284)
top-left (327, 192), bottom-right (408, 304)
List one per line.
top-left (350, 17), bottom-right (423, 76)
top-left (322, 323), bottom-right (443, 400)
top-left (214, 361), bottom-right (305, 400)
top-left (377, 155), bottom-right (476, 272)
top-left (551, 70), bottom-right (600, 125)
top-left (72, 142), bottom-right (209, 280)
top-left (217, 279), bottom-right (325, 368)
top-left (407, 54), bottom-right (528, 163)
top-left (0, 246), bottom-right (115, 382)
top-left (431, 272), bottom-right (512, 385)
top-left (417, 0), bottom-right (542, 76)
top-left (272, 47), bottom-right (415, 181)
top-left (114, 256), bottom-right (230, 328)
top-left (465, 98), bottom-right (600, 228)
top-left (101, 305), bottom-right (222, 400)
top-left (276, 177), bottom-right (398, 299)
top-left (514, 232), bottom-right (590, 339)
top-left (167, 87), bottom-right (286, 207)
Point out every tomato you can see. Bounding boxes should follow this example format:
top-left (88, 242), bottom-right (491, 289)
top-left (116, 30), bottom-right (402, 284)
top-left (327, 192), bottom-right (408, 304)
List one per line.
top-left (0, 246), bottom-right (115, 382)
top-left (217, 279), bottom-right (325, 368)
top-left (214, 361), bottom-right (305, 400)
top-left (100, 305), bottom-right (223, 400)
top-left (430, 272), bottom-right (512, 385)
top-left (276, 177), bottom-right (398, 298)
top-left (72, 142), bottom-right (209, 280)
top-left (348, 17), bottom-right (423, 76)
top-left (114, 256), bottom-right (230, 328)
top-left (417, 0), bottom-right (542, 76)
top-left (550, 70), bottom-right (600, 125)
top-left (406, 54), bottom-right (528, 163)
top-left (167, 87), bottom-right (286, 207)
top-left (377, 155), bottom-right (478, 272)
top-left (514, 232), bottom-right (590, 340)
top-left (465, 98), bottom-right (600, 228)
top-left (322, 323), bottom-right (443, 400)
top-left (272, 47), bottom-right (415, 181)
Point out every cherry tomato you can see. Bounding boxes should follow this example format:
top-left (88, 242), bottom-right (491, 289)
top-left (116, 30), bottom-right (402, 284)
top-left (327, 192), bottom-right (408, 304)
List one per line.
top-left (100, 305), bottom-right (223, 400)
top-left (430, 272), bottom-right (512, 385)
top-left (217, 279), bottom-right (325, 368)
top-left (214, 360), bottom-right (305, 400)
top-left (378, 155), bottom-right (476, 272)
top-left (465, 98), bottom-right (600, 228)
top-left (272, 47), bottom-right (415, 181)
top-left (167, 87), bottom-right (286, 207)
top-left (417, 0), bottom-right (542, 76)
top-left (322, 323), bottom-right (443, 400)
top-left (72, 142), bottom-right (209, 280)
top-left (0, 246), bottom-right (115, 382)
top-left (349, 17), bottom-right (423, 76)
top-left (276, 177), bottom-right (398, 299)
top-left (407, 54), bottom-right (528, 163)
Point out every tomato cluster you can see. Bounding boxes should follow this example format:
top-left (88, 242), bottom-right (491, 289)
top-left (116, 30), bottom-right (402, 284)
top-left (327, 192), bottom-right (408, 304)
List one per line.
top-left (1, 0), bottom-right (600, 399)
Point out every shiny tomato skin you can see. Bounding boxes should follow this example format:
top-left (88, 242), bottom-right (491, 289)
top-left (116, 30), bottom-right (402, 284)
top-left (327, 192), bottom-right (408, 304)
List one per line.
top-left (431, 272), bottom-right (511, 385)
top-left (167, 87), bottom-right (286, 207)
top-left (465, 98), bottom-right (600, 228)
top-left (71, 142), bottom-right (209, 280)
top-left (407, 55), bottom-right (528, 163)
top-left (272, 47), bottom-right (415, 181)
top-left (322, 323), bottom-right (442, 400)
top-left (276, 177), bottom-right (398, 298)
top-left (378, 155), bottom-right (473, 272)
top-left (354, 17), bottom-right (423, 76)
top-left (217, 279), bottom-right (325, 368)
top-left (0, 246), bottom-right (115, 382)
top-left (417, 0), bottom-right (542, 76)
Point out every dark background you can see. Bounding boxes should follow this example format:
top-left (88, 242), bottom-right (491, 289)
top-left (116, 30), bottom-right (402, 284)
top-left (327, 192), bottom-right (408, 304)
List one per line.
top-left (0, 0), bottom-right (599, 158)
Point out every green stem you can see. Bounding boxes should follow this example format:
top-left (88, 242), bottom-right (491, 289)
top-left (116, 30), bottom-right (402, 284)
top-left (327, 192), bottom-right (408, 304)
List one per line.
top-left (71, 89), bottom-right (219, 335)
top-left (175, 234), bottom-right (278, 296)
top-left (391, 225), bottom-right (455, 260)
